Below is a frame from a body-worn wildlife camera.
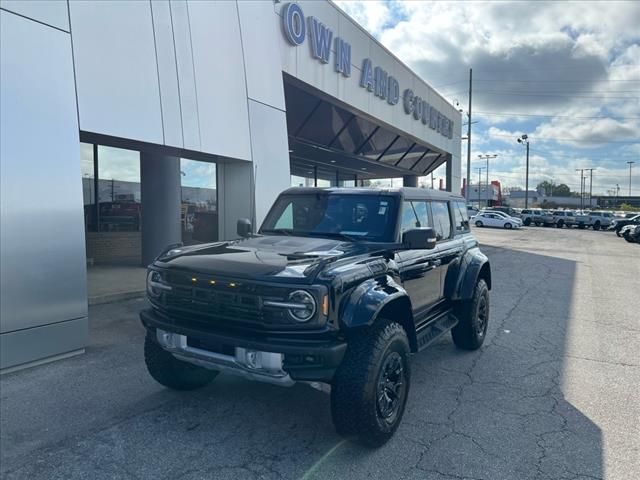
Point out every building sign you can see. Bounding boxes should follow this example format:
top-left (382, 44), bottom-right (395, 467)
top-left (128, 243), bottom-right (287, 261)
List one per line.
top-left (281, 2), bottom-right (453, 140)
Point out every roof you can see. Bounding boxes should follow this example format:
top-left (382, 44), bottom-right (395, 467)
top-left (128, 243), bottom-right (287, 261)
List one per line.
top-left (281, 187), bottom-right (464, 201)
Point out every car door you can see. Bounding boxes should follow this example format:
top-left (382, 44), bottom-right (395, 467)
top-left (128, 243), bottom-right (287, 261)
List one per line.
top-left (396, 200), bottom-right (442, 320)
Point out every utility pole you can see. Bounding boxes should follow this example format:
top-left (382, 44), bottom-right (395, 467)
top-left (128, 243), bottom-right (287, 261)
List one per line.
top-left (466, 68), bottom-right (473, 203)
top-left (478, 154), bottom-right (497, 207)
top-left (586, 168), bottom-right (594, 208)
top-left (477, 167), bottom-right (485, 207)
top-left (517, 135), bottom-right (530, 208)
top-left (627, 161), bottom-right (635, 196)
top-left (576, 169), bottom-right (584, 210)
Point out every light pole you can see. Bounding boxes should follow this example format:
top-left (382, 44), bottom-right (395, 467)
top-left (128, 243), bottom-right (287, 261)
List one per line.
top-left (627, 161), bottom-right (635, 196)
top-left (477, 166), bottom-right (485, 208)
top-left (575, 169), bottom-right (585, 210)
top-left (517, 135), bottom-right (530, 208)
top-left (478, 154), bottom-right (498, 207)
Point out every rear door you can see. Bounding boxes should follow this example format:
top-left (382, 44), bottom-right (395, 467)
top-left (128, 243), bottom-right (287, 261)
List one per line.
top-left (428, 200), bottom-right (462, 306)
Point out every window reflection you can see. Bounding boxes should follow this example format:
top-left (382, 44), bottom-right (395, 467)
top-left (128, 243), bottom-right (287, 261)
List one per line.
top-left (181, 159), bottom-right (217, 244)
top-left (80, 143), bottom-right (96, 231)
top-left (97, 146), bottom-right (141, 232)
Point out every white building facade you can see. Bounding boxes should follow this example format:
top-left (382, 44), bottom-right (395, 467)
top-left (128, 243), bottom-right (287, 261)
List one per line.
top-left (0, 0), bottom-right (461, 370)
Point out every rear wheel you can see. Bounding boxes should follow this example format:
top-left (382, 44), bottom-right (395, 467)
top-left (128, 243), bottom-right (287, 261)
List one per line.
top-left (452, 279), bottom-right (489, 350)
top-left (593, 222), bottom-right (601, 231)
top-left (331, 320), bottom-right (411, 448)
top-left (475, 221), bottom-right (483, 227)
top-left (144, 333), bottom-right (218, 390)
top-left (556, 220), bottom-right (564, 228)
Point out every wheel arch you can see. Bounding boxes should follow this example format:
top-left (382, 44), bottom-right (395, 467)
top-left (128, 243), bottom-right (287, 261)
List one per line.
top-left (452, 252), bottom-right (491, 302)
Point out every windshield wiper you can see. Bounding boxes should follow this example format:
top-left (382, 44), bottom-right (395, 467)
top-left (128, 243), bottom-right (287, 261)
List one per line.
top-left (315, 232), bottom-right (364, 242)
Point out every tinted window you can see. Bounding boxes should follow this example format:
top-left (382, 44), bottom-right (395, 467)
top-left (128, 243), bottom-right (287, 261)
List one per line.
top-left (412, 201), bottom-right (431, 227)
top-left (401, 201), bottom-right (419, 233)
top-left (453, 201), bottom-right (470, 233)
top-left (261, 194), bottom-right (398, 242)
top-left (430, 201), bottom-right (452, 241)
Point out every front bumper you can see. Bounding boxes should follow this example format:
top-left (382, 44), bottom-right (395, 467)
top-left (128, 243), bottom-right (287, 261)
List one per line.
top-left (140, 308), bottom-right (347, 384)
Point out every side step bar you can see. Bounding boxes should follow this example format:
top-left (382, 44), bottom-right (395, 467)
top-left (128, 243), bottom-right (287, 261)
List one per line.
top-left (415, 311), bottom-right (458, 351)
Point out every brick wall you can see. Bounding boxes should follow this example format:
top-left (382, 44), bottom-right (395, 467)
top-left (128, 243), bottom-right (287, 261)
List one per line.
top-left (86, 232), bottom-right (141, 266)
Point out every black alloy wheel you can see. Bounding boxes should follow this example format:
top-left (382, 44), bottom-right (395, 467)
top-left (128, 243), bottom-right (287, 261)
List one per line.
top-left (376, 352), bottom-right (406, 427)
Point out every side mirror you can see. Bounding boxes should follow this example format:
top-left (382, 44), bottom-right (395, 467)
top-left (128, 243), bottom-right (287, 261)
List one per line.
top-left (237, 218), bottom-right (252, 238)
top-left (402, 227), bottom-right (437, 250)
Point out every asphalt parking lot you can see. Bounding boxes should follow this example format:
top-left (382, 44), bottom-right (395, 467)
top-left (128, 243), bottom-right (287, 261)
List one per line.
top-left (1, 227), bottom-right (638, 480)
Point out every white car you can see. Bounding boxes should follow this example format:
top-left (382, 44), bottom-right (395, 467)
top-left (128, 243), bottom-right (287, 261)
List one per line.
top-left (479, 210), bottom-right (523, 225)
top-left (473, 212), bottom-right (521, 229)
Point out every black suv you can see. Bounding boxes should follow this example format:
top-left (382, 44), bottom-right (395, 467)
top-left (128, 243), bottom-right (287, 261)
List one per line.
top-left (141, 187), bottom-right (491, 446)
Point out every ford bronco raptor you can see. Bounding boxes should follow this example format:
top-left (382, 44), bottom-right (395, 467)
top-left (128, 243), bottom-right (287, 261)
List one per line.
top-left (141, 187), bottom-right (491, 447)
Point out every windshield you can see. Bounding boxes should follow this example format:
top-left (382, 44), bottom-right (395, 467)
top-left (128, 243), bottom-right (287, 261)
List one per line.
top-left (260, 193), bottom-right (399, 242)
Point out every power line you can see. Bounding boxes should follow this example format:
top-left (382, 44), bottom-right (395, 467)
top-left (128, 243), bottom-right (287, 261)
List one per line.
top-left (473, 78), bottom-right (640, 83)
top-left (487, 133), bottom-right (637, 143)
top-left (474, 111), bottom-right (640, 120)
top-left (470, 90), bottom-right (637, 99)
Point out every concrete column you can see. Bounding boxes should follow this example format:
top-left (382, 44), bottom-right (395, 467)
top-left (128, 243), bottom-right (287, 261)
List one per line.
top-left (141, 153), bottom-right (181, 265)
top-left (403, 175), bottom-right (418, 187)
top-left (445, 157), bottom-right (453, 192)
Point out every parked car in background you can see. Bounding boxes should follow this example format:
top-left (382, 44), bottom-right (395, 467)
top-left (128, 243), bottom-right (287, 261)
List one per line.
top-left (486, 206), bottom-right (518, 218)
top-left (609, 214), bottom-right (640, 236)
top-left (621, 224), bottom-right (640, 243)
top-left (551, 210), bottom-right (577, 228)
top-left (481, 210), bottom-right (523, 226)
top-left (473, 212), bottom-right (521, 229)
top-left (587, 211), bottom-right (614, 231)
top-left (520, 209), bottom-right (554, 227)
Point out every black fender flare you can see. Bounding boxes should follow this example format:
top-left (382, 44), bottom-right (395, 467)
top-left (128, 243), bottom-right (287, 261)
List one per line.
top-left (339, 276), bottom-right (416, 350)
top-left (451, 251), bottom-right (491, 302)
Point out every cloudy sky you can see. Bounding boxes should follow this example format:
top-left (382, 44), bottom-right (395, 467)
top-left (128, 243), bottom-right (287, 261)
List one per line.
top-left (334, 0), bottom-right (639, 196)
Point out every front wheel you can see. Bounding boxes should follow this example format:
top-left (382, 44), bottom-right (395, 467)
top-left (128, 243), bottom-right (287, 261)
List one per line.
top-left (504, 222), bottom-right (512, 229)
top-left (556, 220), bottom-right (564, 228)
top-left (452, 279), bottom-right (489, 350)
top-left (144, 333), bottom-right (219, 390)
top-left (475, 221), bottom-right (483, 227)
top-left (331, 320), bottom-right (411, 448)
top-left (593, 222), bottom-right (601, 231)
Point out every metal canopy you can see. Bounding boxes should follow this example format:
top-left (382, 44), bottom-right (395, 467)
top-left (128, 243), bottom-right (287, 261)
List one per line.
top-left (284, 78), bottom-right (448, 181)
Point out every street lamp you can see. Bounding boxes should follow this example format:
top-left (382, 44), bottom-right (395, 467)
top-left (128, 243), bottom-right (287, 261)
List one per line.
top-left (627, 161), bottom-right (635, 196)
top-left (478, 154), bottom-right (498, 207)
top-left (516, 135), bottom-right (530, 208)
top-left (477, 166), bottom-right (486, 208)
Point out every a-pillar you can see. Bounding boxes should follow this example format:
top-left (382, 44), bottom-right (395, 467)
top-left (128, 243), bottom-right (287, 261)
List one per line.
top-left (403, 175), bottom-right (418, 187)
top-left (140, 153), bottom-right (181, 265)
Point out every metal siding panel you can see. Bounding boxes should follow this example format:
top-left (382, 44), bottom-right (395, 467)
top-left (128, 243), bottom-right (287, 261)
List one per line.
top-left (151, 0), bottom-right (183, 148)
top-left (0, 0), bottom-right (69, 31)
top-left (248, 100), bottom-right (291, 226)
top-left (237, 0), bottom-right (285, 110)
top-left (0, 12), bottom-right (88, 335)
top-left (170, 0), bottom-right (200, 151)
top-left (69, 0), bottom-right (163, 144)
top-left (187, 0), bottom-right (251, 160)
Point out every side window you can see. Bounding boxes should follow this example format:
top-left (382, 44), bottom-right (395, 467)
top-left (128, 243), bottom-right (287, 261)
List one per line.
top-left (401, 201), bottom-right (419, 233)
top-left (453, 201), bottom-right (470, 233)
top-left (429, 201), bottom-right (453, 241)
top-left (274, 203), bottom-right (293, 229)
top-left (412, 201), bottom-right (430, 228)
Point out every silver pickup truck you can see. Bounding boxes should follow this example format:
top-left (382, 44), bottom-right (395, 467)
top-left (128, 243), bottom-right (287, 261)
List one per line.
top-left (520, 209), bottom-right (555, 227)
top-left (574, 211), bottom-right (614, 230)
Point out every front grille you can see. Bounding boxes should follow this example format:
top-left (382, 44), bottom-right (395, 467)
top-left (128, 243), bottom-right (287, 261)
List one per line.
top-left (158, 271), bottom-right (301, 330)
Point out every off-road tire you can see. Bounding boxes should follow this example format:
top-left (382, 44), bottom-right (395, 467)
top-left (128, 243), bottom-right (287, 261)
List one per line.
top-left (331, 320), bottom-right (411, 448)
top-left (475, 220), bottom-right (483, 227)
top-left (144, 333), bottom-right (218, 390)
top-left (523, 218), bottom-right (531, 226)
top-left (452, 279), bottom-right (489, 350)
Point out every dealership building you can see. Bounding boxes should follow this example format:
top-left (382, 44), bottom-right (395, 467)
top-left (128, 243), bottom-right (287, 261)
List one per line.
top-left (0, 0), bottom-right (461, 371)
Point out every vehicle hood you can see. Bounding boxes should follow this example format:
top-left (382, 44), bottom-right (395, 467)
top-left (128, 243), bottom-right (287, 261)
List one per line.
top-left (154, 235), bottom-right (382, 282)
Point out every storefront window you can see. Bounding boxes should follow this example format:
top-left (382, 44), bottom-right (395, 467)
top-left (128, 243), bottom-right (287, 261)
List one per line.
top-left (180, 159), bottom-right (217, 244)
top-left (96, 146), bottom-right (141, 232)
top-left (80, 143), bottom-right (96, 231)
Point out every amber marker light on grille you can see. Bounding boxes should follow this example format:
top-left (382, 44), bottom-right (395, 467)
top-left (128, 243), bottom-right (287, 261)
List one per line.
top-left (229, 282), bottom-right (237, 287)
top-left (209, 280), bottom-right (216, 285)
top-left (322, 295), bottom-right (329, 316)
top-left (191, 277), bottom-right (197, 283)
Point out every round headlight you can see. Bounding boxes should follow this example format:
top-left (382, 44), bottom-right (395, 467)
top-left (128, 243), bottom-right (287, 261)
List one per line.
top-left (147, 270), bottom-right (165, 299)
top-left (288, 290), bottom-right (316, 322)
